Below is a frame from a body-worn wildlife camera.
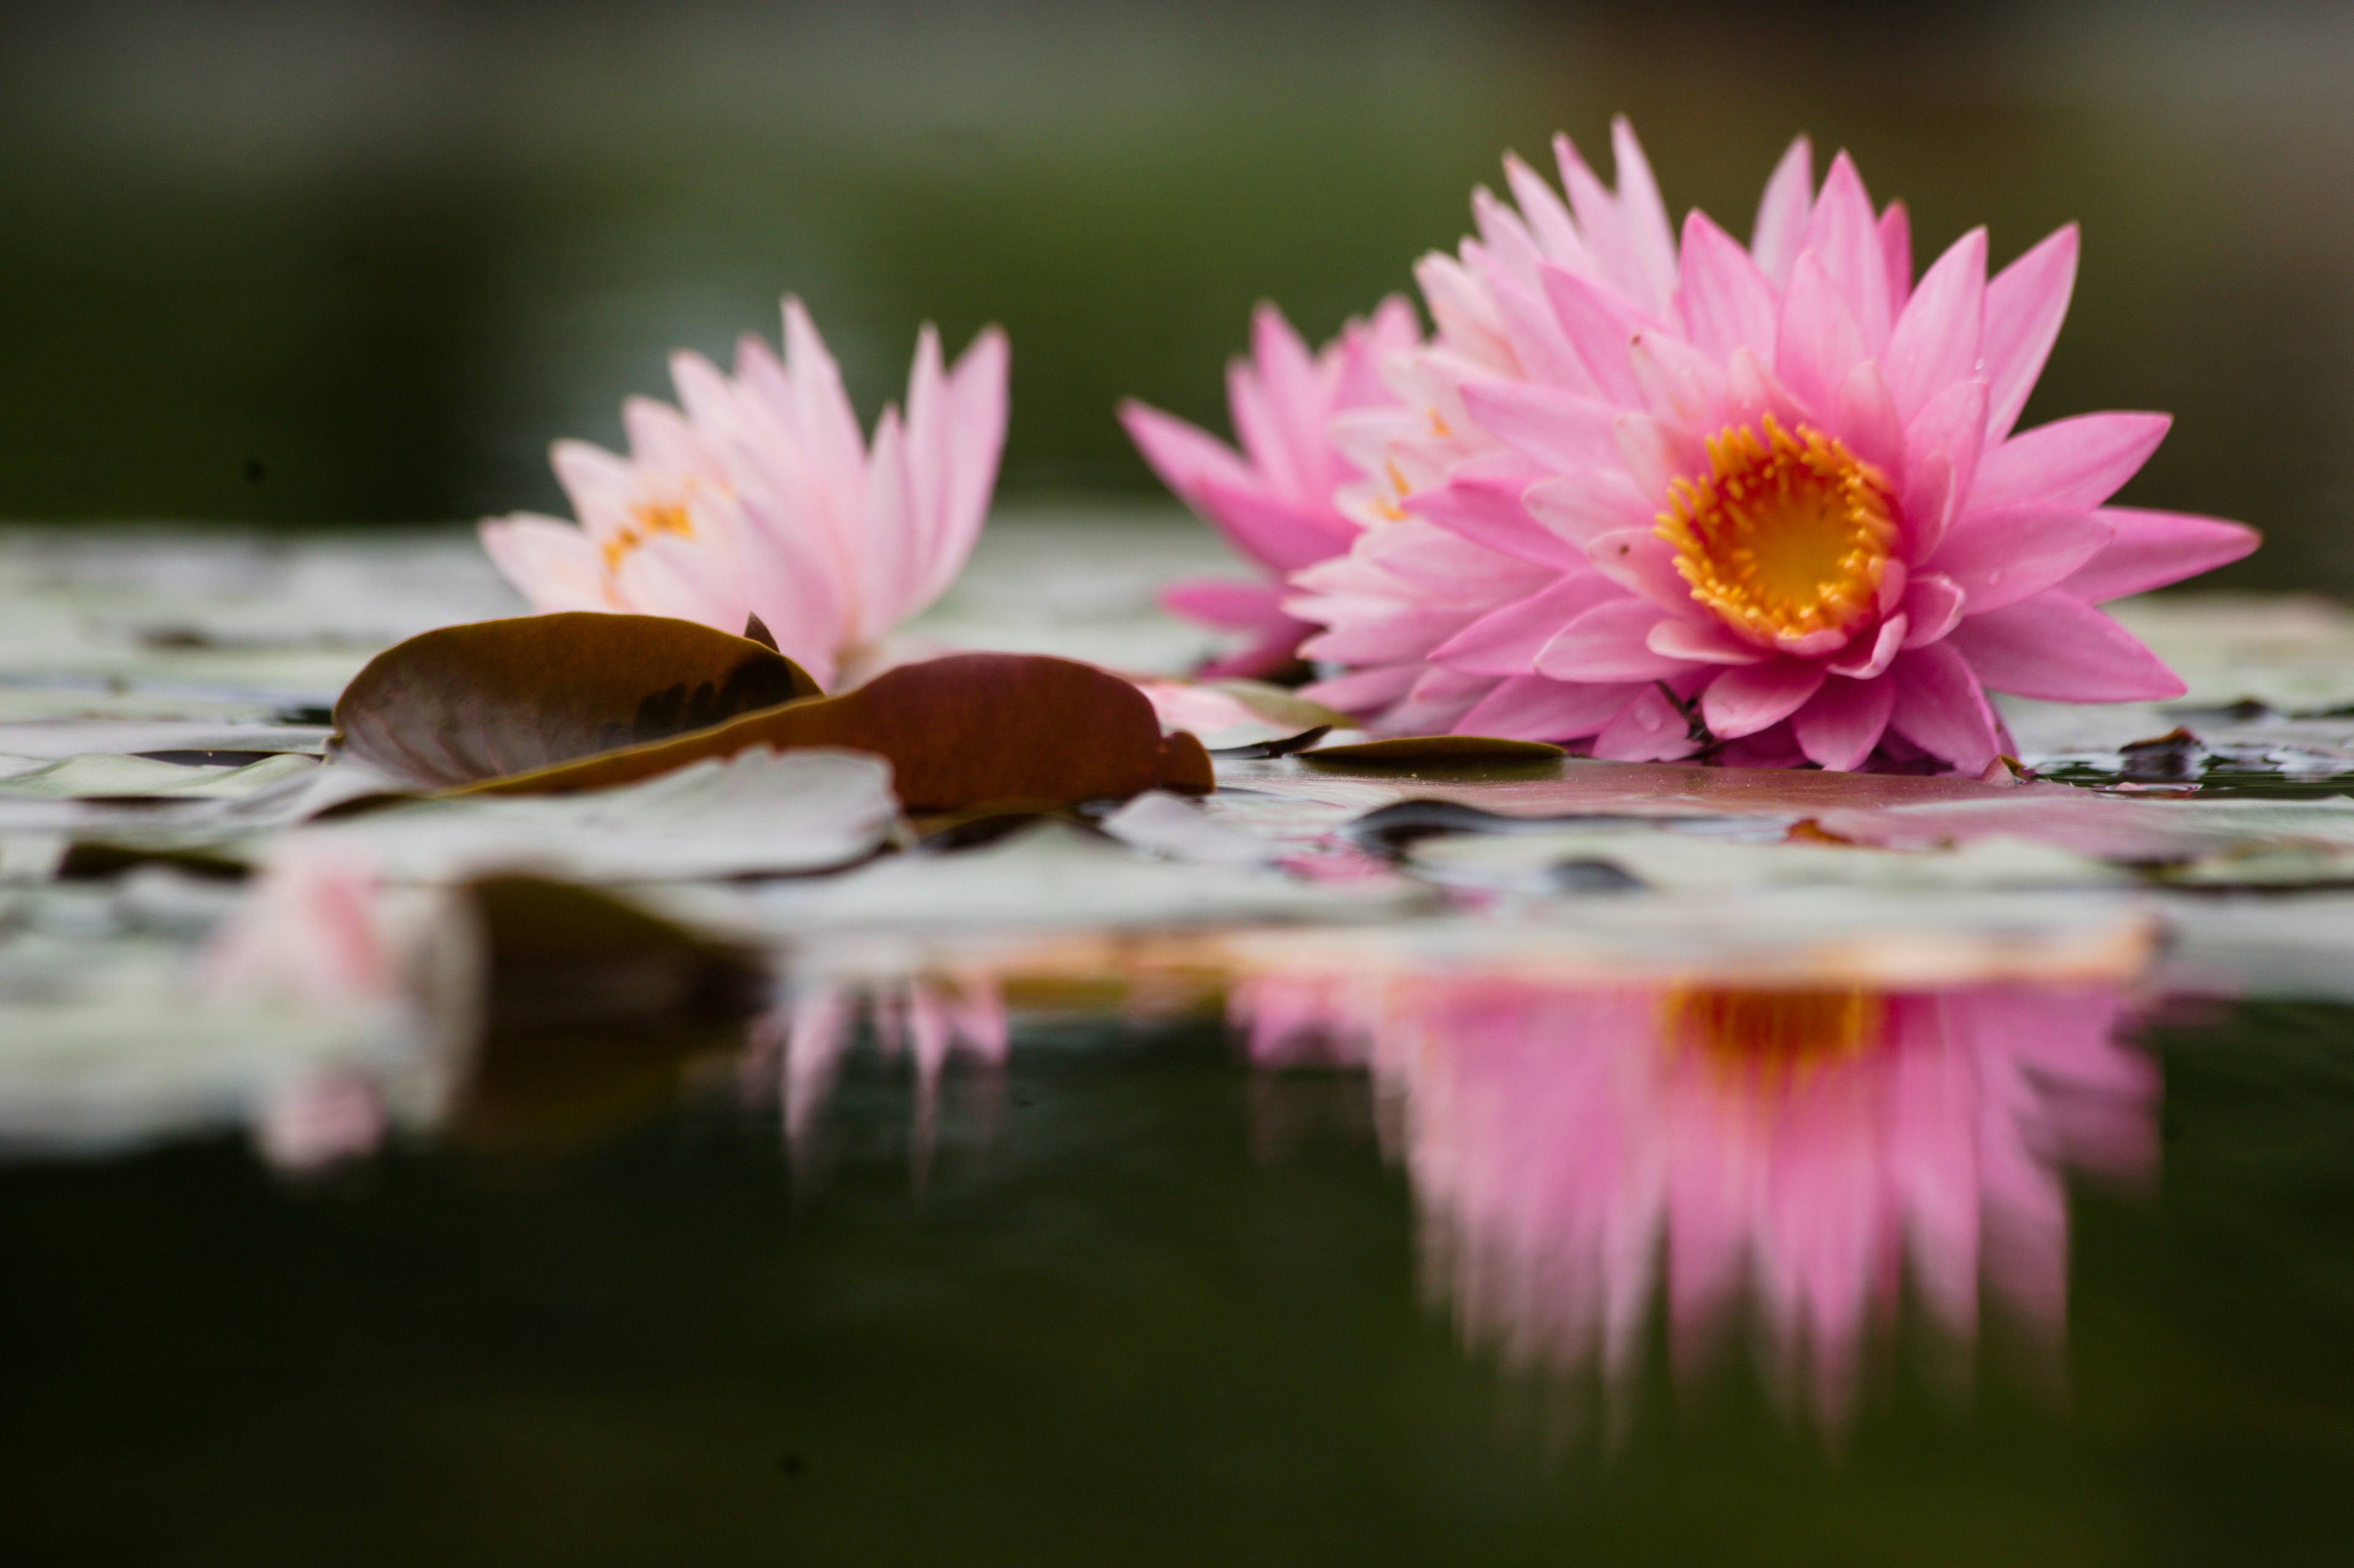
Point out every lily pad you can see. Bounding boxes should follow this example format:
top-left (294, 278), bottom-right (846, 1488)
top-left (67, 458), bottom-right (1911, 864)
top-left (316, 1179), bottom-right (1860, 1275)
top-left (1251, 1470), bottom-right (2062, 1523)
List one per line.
top-left (1300, 735), bottom-right (1568, 764)
top-left (460, 653), bottom-right (1213, 812)
top-left (334, 613), bottom-right (821, 789)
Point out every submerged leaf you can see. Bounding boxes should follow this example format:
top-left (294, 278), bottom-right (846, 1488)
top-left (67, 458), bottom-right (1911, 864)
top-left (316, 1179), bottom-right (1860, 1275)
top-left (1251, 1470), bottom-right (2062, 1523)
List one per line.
top-left (334, 613), bottom-right (821, 789)
top-left (463, 653), bottom-right (1213, 811)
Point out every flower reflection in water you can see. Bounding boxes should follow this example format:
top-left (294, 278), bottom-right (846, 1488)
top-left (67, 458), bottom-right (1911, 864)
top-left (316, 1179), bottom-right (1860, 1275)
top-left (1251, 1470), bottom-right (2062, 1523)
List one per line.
top-left (1239, 971), bottom-right (2155, 1427)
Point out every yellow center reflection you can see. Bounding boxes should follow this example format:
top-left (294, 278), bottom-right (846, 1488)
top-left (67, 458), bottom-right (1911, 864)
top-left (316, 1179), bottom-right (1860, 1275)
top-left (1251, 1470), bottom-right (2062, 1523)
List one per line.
top-left (1663, 983), bottom-right (1884, 1081)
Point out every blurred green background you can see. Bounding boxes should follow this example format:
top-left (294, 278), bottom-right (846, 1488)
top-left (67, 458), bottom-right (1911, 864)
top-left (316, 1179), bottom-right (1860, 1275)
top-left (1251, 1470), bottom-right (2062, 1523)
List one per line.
top-left (2, 0), bottom-right (2350, 590)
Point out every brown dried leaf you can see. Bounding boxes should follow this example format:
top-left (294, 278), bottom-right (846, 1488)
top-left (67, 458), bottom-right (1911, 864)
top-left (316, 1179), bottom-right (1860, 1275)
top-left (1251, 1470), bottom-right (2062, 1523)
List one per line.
top-left (334, 614), bottom-right (821, 789)
top-left (463, 652), bottom-right (1212, 812)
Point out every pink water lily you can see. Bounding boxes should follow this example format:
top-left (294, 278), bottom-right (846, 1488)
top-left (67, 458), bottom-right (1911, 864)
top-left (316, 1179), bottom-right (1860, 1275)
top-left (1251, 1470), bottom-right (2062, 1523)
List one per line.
top-left (1122, 297), bottom-right (1421, 677)
top-left (1243, 973), bottom-right (2154, 1425)
top-left (1289, 120), bottom-right (2258, 769)
top-left (482, 299), bottom-right (1008, 690)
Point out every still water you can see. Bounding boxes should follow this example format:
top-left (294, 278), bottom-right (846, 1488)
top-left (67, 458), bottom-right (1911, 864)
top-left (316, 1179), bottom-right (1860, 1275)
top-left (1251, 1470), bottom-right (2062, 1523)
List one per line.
top-left (7, 983), bottom-right (2350, 1564)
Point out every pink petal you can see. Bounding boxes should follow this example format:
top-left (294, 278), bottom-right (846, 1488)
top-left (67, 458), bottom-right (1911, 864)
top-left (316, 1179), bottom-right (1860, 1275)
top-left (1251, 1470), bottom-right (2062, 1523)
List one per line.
top-left (1536, 599), bottom-right (1686, 682)
top-left (1460, 674), bottom-right (1645, 740)
top-left (1929, 506), bottom-right (2114, 612)
top-left (1483, 268), bottom-right (1598, 394)
top-left (1302, 605), bottom-right (1484, 665)
top-left (1523, 471), bottom-right (1656, 546)
top-left (1775, 252), bottom-right (1870, 423)
top-left (2058, 508), bottom-right (2261, 601)
top-left (1794, 675), bottom-right (1896, 771)
top-left (1879, 200), bottom-right (1913, 308)
top-left (1613, 413), bottom-right (1706, 501)
top-left (1880, 227), bottom-right (1986, 423)
top-left (1537, 262), bottom-right (1647, 406)
top-left (1301, 663), bottom-right (1421, 717)
top-left (1648, 615), bottom-right (1769, 664)
top-left (1404, 470), bottom-right (1586, 572)
top-left (1609, 116), bottom-right (1682, 314)
top-left (1901, 573), bottom-right (1967, 647)
top-left (1384, 668), bottom-right (1498, 735)
top-left (1677, 208), bottom-right (1780, 365)
top-left (1503, 151), bottom-right (1589, 268)
top-left (1592, 683), bottom-right (1704, 761)
top-left (1832, 360), bottom-right (1903, 475)
top-left (1900, 378), bottom-right (1989, 561)
top-left (935, 325), bottom-right (1011, 600)
top-left (1968, 412), bottom-right (2170, 513)
top-left (1948, 590), bottom-right (2187, 701)
top-left (1588, 528), bottom-right (1704, 615)
top-left (478, 516), bottom-right (612, 612)
top-left (1194, 478), bottom-right (1354, 574)
top-left (1887, 642), bottom-right (2001, 772)
top-left (1629, 330), bottom-right (1728, 427)
top-left (1799, 151), bottom-right (1893, 351)
top-left (1431, 574), bottom-right (1621, 675)
top-left (1827, 614), bottom-right (1906, 679)
top-left (1160, 577), bottom-right (1287, 631)
top-left (1700, 658), bottom-right (1827, 739)
top-left (1750, 135), bottom-right (1814, 289)
top-left (1458, 378), bottom-right (1622, 474)
top-left (1983, 224), bottom-right (2078, 442)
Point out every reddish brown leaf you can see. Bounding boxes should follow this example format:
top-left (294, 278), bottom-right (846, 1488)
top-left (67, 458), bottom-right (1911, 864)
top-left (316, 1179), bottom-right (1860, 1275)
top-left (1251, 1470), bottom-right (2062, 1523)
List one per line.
top-left (462, 652), bottom-right (1210, 811)
top-left (335, 614), bottom-right (821, 789)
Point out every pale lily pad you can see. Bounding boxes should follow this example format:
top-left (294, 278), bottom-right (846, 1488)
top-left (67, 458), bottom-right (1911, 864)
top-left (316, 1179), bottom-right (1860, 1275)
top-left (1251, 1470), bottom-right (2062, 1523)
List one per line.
top-left (0, 752), bottom-right (318, 800)
top-left (1406, 826), bottom-right (2125, 896)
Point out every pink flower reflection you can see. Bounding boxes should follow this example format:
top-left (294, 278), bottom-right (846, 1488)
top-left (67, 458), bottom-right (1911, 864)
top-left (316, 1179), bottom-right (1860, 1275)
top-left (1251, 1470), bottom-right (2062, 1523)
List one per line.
top-left (752, 973), bottom-right (1008, 1171)
top-left (1240, 973), bottom-right (2153, 1425)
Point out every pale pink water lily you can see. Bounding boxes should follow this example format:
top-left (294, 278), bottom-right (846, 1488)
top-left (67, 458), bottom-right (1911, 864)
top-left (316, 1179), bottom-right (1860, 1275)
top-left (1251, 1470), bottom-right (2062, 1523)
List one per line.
top-left (1122, 297), bottom-right (1421, 677)
top-left (1289, 120), bottom-right (2258, 768)
top-left (482, 299), bottom-right (1008, 689)
top-left (1242, 973), bottom-right (2154, 1425)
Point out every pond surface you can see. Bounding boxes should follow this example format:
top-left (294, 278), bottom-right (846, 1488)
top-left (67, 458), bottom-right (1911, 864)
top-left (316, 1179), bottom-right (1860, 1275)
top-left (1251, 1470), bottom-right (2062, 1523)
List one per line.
top-left (6, 522), bottom-right (2354, 1563)
top-left (6, 991), bottom-right (2354, 1565)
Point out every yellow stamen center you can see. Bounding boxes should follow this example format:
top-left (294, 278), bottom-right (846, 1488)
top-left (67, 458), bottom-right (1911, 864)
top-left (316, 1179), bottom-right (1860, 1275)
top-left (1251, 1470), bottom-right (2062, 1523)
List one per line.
top-left (1655, 416), bottom-right (1895, 643)
top-left (1664, 984), bottom-right (1883, 1083)
top-left (600, 500), bottom-right (696, 573)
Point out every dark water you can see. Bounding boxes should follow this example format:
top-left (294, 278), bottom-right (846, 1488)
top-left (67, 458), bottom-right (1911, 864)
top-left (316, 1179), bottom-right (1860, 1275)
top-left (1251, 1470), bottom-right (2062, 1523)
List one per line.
top-left (7, 998), bottom-right (2352, 1565)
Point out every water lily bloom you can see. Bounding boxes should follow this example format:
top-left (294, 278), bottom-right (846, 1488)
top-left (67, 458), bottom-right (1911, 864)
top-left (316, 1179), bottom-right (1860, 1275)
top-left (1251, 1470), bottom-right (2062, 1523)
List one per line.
top-left (1242, 973), bottom-right (2154, 1425)
top-left (482, 299), bottom-right (1009, 690)
top-left (1121, 297), bottom-right (1421, 677)
top-left (1289, 120), bottom-right (2258, 768)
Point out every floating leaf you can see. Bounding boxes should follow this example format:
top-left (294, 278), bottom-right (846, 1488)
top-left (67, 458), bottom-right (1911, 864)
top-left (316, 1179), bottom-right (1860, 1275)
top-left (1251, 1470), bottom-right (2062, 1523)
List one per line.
top-left (334, 614), bottom-right (821, 789)
top-left (1301, 735), bottom-right (1568, 764)
top-left (463, 653), bottom-right (1213, 811)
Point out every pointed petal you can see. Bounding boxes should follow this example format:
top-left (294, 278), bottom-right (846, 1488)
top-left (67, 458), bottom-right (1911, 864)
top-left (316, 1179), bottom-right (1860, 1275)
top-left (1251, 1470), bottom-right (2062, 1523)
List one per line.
top-left (1629, 330), bottom-right (1728, 428)
top-left (1460, 674), bottom-right (1644, 740)
top-left (1593, 683), bottom-right (1704, 761)
top-left (1881, 228), bottom-right (1987, 423)
top-left (478, 516), bottom-right (612, 612)
top-left (1404, 470), bottom-right (1588, 571)
top-left (1301, 663), bottom-right (1421, 717)
top-left (1457, 378), bottom-right (1622, 474)
top-left (1588, 528), bottom-right (1703, 614)
top-left (1775, 252), bottom-right (1868, 422)
top-left (1523, 471), bottom-right (1656, 546)
top-left (1879, 200), bottom-right (1913, 308)
top-left (1800, 151), bottom-right (1893, 351)
top-left (1431, 573), bottom-right (1623, 675)
top-left (1537, 263), bottom-right (1646, 406)
top-left (1827, 614), bottom-right (1906, 678)
top-left (1968, 412), bottom-right (2169, 513)
top-left (1613, 413), bottom-right (1707, 501)
top-left (1833, 360), bottom-right (1903, 475)
top-left (1930, 506), bottom-right (2114, 612)
top-left (1194, 479), bottom-right (1352, 573)
top-left (1751, 135), bottom-right (1814, 289)
top-left (2059, 508), bottom-right (2260, 601)
top-left (1610, 116), bottom-right (1681, 314)
top-left (1983, 225), bottom-right (2078, 441)
top-left (1160, 577), bottom-right (1288, 631)
top-left (1948, 590), bottom-right (2187, 701)
top-left (1900, 378), bottom-right (1989, 561)
top-left (1794, 675), bottom-right (1896, 771)
top-left (1701, 658), bottom-right (1827, 739)
top-left (1648, 615), bottom-right (1770, 664)
top-left (1887, 642), bottom-right (2001, 771)
top-left (1503, 150), bottom-right (1590, 269)
top-left (1677, 209), bottom-right (1779, 365)
top-left (1536, 599), bottom-right (1686, 681)
top-left (1901, 573), bottom-right (1967, 647)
